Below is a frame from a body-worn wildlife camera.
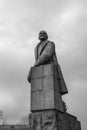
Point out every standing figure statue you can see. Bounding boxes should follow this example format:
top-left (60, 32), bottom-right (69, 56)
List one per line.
top-left (27, 30), bottom-right (68, 95)
top-left (27, 31), bottom-right (81, 130)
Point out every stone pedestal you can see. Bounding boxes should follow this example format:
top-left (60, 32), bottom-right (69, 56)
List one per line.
top-left (30, 64), bottom-right (64, 112)
top-left (28, 64), bottom-right (81, 130)
top-left (29, 110), bottom-right (81, 130)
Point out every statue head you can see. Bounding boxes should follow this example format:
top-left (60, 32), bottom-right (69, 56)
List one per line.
top-left (38, 31), bottom-right (48, 41)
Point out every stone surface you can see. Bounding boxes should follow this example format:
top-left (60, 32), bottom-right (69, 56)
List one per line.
top-left (28, 31), bottom-right (81, 130)
top-left (31, 64), bottom-right (58, 79)
top-left (30, 64), bottom-right (64, 112)
top-left (29, 110), bottom-right (81, 130)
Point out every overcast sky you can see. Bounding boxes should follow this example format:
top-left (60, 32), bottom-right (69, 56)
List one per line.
top-left (0, 0), bottom-right (87, 129)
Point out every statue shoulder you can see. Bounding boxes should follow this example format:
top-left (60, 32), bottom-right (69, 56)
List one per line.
top-left (47, 40), bottom-right (55, 47)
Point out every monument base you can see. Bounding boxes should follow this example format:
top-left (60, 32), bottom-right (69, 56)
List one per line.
top-left (29, 110), bottom-right (81, 130)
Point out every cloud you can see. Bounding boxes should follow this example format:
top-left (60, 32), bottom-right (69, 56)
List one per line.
top-left (0, 91), bottom-right (16, 108)
top-left (0, 0), bottom-right (87, 129)
top-left (63, 79), bottom-right (87, 130)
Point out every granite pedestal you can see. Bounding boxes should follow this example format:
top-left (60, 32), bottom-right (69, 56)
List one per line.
top-left (29, 110), bottom-right (81, 130)
top-left (28, 64), bottom-right (81, 130)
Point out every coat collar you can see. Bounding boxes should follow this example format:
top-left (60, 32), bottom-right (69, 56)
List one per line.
top-left (35, 40), bottom-right (49, 61)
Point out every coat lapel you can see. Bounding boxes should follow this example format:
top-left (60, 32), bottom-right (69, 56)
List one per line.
top-left (35, 42), bottom-right (41, 61)
top-left (35, 40), bottom-right (49, 61)
top-left (35, 45), bottom-right (38, 62)
top-left (39, 40), bottom-right (49, 56)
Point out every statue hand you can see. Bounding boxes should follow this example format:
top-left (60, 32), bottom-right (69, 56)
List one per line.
top-left (27, 67), bottom-right (32, 83)
top-left (34, 62), bottom-right (38, 67)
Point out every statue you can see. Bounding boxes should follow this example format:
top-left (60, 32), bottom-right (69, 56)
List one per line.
top-left (27, 30), bottom-right (68, 95)
top-left (28, 31), bottom-right (81, 130)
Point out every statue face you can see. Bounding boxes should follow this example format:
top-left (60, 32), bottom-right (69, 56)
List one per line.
top-left (39, 31), bottom-right (48, 41)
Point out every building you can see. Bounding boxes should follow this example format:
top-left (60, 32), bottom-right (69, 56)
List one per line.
top-left (0, 111), bottom-right (6, 125)
top-left (0, 111), bottom-right (4, 125)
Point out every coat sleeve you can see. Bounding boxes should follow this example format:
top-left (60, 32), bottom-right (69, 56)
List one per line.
top-left (34, 47), bottom-right (37, 62)
top-left (34, 42), bottom-right (55, 66)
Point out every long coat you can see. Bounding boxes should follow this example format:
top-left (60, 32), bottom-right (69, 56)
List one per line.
top-left (34, 40), bottom-right (68, 95)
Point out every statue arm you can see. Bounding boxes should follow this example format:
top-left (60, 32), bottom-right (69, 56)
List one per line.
top-left (34, 42), bottom-right (55, 66)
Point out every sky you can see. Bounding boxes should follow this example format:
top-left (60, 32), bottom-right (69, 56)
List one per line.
top-left (0, 0), bottom-right (87, 129)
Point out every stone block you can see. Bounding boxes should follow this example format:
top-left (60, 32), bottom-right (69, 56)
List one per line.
top-left (29, 110), bottom-right (57, 130)
top-left (29, 110), bottom-right (81, 130)
top-left (31, 90), bottom-right (43, 110)
top-left (31, 66), bottom-right (43, 78)
top-left (31, 78), bottom-right (42, 91)
top-left (31, 64), bottom-right (59, 79)
top-left (30, 64), bottom-right (64, 112)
